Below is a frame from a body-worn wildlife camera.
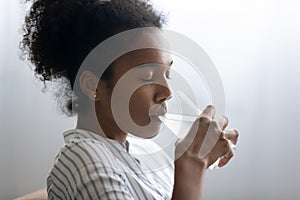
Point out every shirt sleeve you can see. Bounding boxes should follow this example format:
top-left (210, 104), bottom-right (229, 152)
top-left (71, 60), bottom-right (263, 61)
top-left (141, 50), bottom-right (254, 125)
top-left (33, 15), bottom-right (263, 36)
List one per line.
top-left (75, 164), bottom-right (134, 200)
top-left (47, 140), bottom-right (135, 200)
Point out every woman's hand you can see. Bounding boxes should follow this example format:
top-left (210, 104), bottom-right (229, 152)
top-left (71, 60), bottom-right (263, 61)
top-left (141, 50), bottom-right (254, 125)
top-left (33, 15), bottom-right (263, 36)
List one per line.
top-left (218, 128), bottom-right (239, 167)
top-left (171, 105), bottom-right (239, 200)
top-left (172, 106), bottom-right (238, 200)
top-left (175, 105), bottom-right (239, 169)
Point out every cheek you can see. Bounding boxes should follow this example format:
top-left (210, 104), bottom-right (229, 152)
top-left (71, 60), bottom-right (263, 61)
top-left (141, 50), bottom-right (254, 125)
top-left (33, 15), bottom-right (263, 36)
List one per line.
top-left (129, 87), bottom-right (152, 125)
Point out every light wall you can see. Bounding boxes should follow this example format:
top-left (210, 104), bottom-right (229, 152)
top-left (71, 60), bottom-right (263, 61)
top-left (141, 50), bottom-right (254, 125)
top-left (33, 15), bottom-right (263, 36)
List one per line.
top-left (1, 0), bottom-right (300, 199)
top-left (153, 0), bottom-right (300, 199)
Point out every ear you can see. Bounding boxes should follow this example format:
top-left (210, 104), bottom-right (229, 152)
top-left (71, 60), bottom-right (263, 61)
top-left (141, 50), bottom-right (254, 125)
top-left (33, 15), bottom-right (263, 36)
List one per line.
top-left (79, 70), bottom-right (104, 101)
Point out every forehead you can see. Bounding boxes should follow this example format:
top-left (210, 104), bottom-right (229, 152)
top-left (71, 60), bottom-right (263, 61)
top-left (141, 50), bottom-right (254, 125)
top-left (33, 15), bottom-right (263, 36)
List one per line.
top-left (112, 48), bottom-right (173, 75)
top-left (121, 48), bottom-right (172, 65)
top-left (116, 29), bottom-right (171, 68)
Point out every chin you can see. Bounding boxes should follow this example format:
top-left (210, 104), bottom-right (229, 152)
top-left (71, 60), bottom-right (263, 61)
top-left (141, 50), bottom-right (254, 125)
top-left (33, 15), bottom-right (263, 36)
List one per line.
top-left (143, 129), bottom-right (160, 139)
top-left (129, 124), bottom-right (161, 139)
top-left (127, 116), bottom-right (162, 138)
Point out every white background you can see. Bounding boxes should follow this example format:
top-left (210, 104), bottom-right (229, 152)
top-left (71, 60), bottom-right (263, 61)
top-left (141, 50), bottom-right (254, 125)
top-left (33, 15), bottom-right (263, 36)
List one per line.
top-left (1, 0), bottom-right (300, 199)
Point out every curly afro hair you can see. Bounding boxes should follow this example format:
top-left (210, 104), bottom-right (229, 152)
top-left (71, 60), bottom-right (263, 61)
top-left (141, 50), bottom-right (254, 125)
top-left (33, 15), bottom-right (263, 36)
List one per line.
top-left (21, 0), bottom-right (166, 116)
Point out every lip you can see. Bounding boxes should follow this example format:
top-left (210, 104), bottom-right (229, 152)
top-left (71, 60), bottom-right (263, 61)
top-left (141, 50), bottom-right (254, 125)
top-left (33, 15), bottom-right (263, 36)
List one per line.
top-left (150, 109), bottom-right (167, 118)
top-left (150, 110), bottom-right (167, 118)
top-left (150, 115), bottom-right (163, 123)
top-left (150, 111), bottom-right (166, 117)
top-left (149, 103), bottom-right (167, 118)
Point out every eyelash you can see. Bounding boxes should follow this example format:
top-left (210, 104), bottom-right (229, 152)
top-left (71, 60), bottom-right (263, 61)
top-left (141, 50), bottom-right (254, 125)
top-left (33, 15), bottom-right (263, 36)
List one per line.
top-left (141, 75), bottom-right (172, 83)
top-left (141, 72), bottom-right (153, 82)
top-left (140, 70), bottom-right (172, 82)
top-left (166, 71), bottom-right (172, 80)
top-left (142, 78), bottom-right (153, 82)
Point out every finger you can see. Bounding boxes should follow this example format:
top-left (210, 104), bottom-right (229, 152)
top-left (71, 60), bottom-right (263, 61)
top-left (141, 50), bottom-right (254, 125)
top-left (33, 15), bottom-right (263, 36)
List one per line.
top-left (222, 116), bottom-right (229, 130)
top-left (214, 115), bottom-right (229, 130)
top-left (199, 105), bottom-right (215, 119)
top-left (218, 148), bottom-right (234, 167)
top-left (224, 129), bottom-right (239, 145)
top-left (198, 120), bottom-right (222, 158)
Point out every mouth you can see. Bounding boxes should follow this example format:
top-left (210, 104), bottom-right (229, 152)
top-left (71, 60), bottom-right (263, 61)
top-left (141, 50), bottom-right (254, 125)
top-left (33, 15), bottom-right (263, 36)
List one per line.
top-left (149, 103), bottom-right (167, 119)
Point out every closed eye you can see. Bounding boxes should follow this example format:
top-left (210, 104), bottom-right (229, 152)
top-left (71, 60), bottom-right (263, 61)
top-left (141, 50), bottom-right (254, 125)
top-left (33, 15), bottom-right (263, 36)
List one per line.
top-left (166, 70), bottom-right (172, 80)
top-left (141, 70), bottom-right (154, 82)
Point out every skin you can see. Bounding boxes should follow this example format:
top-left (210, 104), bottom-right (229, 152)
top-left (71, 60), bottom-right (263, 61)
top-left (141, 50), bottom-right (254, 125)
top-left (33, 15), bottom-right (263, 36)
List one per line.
top-left (20, 38), bottom-right (239, 200)
top-left (75, 35), bottom-right (239, 199)
top-left (172, 106), bottom-right (239, 199)
top-left (76, 48), bottom-right (173, 142)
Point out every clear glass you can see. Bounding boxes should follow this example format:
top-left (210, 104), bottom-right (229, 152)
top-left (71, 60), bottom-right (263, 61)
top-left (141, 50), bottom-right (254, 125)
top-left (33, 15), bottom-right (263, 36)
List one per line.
top-left (159, 113), bottom-right (236, 170)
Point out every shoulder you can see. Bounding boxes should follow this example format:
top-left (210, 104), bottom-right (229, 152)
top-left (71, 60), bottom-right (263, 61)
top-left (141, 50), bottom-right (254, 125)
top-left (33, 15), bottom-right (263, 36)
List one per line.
top-left (53, 137), bottom-right (118, 173)
top-left (47, 137), bottom-right (133, 199)
top-left (47, 137), bottom-right (125, 197)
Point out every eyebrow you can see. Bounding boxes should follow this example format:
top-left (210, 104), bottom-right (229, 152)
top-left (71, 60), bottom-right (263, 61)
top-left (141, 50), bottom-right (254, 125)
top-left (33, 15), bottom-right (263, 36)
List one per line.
top-left (136, 61), bottom-right (173, 68)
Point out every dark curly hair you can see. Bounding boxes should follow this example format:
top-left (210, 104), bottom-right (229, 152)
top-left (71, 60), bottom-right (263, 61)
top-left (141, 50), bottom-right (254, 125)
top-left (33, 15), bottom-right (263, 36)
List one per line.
top-left (20, 0), bottom-right (166, 116)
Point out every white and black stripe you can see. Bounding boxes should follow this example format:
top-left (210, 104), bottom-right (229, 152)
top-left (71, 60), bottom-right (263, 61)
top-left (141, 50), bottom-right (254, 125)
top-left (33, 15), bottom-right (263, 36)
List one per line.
top-left (47, 129), bottom-right (174, 200)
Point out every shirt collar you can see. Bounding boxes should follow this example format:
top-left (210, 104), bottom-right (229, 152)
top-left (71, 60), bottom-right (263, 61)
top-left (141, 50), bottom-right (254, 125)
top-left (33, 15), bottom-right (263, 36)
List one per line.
top-left (63, 128), bottom-right (130, 152)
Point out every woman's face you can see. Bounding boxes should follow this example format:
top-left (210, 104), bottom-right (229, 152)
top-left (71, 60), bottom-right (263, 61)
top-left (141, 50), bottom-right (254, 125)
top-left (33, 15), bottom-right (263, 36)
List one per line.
top-left (96, 48), bottom-right (173, 139)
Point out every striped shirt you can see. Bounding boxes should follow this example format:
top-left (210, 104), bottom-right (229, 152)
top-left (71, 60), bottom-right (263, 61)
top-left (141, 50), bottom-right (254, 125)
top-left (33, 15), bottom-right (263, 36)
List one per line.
top-left (47, 129), bottom-right (174, 199)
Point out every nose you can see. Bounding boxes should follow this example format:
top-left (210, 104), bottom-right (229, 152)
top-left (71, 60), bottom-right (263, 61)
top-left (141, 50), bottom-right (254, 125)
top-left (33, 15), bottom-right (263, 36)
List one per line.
top-left (154, 83), bottom-right (172, 103)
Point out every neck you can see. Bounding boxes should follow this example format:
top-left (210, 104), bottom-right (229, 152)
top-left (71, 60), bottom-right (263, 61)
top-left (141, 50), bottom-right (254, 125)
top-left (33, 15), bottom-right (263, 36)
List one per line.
top-left (75, 110), bottom-right (128, 143)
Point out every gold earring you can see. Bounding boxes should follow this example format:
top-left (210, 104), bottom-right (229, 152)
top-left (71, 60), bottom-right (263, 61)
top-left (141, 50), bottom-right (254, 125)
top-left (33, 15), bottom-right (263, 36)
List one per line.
top-left (94, 89), bottom-right (99, 100)
top-left (94, 91), bottom-right (100, 98)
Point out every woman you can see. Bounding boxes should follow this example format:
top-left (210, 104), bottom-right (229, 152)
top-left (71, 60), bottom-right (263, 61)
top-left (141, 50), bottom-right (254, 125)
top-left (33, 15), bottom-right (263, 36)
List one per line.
top-left (21, 0), bottom-right (239, 199)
